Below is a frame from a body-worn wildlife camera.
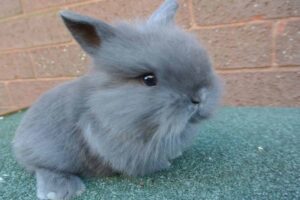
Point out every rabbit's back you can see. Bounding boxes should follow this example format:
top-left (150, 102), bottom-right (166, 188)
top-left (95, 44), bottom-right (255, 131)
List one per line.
top-left (13, 78), bottom-right (90, 173)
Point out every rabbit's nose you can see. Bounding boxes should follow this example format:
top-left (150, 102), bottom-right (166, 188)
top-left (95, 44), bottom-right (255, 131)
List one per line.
top-left (191, 96), bottom-right (200, 104)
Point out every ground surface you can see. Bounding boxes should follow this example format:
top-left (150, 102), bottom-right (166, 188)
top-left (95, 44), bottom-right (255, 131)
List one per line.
top-left (0, 107), bottom-right (299, 200)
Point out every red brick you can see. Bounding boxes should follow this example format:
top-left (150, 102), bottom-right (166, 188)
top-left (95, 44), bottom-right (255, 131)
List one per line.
top-left (220, 71), bottom-right (300, 106)
top-left (194, 23), bottom-right (272, 69)
top-left (0, 0), bottom-right (22, 19)
top-left (276, 19), bottom-right (300, 66)
top-left (30, 44), bottom-right (89, 78)
top-left (192, 0), bottom-right (300, 26)
top-left (0, 83), bottom-right (12, 107)
top-left (0, 52), bottom-right (35, 80)
top-left (22, 0), bottom-right (84, 12)
top-left (72, 0), bottom-right (190, 28)
top-left (7, 79), bottom-right (72, 108)
top-left (0, 12), bottom-right (71, 50)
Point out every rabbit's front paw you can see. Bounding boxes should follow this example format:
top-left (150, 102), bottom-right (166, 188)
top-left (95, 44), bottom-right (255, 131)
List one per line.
top-left (36, 169), bottom-right (85, 200)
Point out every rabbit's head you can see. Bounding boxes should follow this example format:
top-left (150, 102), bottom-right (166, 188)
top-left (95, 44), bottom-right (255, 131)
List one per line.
top-left (60, 0), bottom-right (221, 148)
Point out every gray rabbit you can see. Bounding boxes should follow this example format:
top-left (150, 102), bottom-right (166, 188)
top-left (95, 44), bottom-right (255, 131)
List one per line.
top-left (13, 0), bottom-right (222, 199)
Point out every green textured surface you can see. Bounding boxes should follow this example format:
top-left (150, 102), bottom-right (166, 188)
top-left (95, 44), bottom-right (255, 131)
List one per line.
top-left (0, 107), bottom-right (299, 200)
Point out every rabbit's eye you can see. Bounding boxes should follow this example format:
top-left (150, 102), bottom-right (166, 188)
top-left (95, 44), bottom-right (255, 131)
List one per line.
top-left (142, 73), bottom-right (157, 86)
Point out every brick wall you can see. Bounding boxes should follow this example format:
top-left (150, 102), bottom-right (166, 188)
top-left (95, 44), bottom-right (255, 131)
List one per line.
top-left (0, 0), bottom-right (299, 115)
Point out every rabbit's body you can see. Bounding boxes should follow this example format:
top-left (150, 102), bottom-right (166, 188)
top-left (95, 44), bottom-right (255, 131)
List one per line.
top-left (14, 74), bottom-right (195, 177)
top-left (13, 0), bottom-right (221, 199)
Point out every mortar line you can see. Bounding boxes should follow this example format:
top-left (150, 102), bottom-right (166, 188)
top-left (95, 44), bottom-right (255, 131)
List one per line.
top-left (6, 77), bottom-right (75, 83)
top-left (0, 41), bottom-right (75, 55)
top-left (0, 0), bottom-right (105, 23)
top-left (216, 66), bottom-right (300, 74)
top-left (3, 82), bottom-right (15, 108)
top-left (27, 51), bottom-right (38, 79)
top-left (19, 0), bottom-right (25, 14)
top-left (271, 21), bottom-right (279, 68)
top-left (190, 16), bottom-right (300, 30)
top-left (187, 0), bottom-right (197, 29)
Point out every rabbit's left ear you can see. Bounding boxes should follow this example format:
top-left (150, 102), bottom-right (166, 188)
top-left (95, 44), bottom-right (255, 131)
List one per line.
top-left (147, 0), bottom-right (179, 25)
top-left (60, 10), bottom-right (115, 56)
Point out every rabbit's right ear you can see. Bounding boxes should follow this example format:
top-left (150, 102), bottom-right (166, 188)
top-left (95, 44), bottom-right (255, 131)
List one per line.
top-left (147, 0), bottom-right (178, 25)
top-left (60, 10), bottom-right (115, 55)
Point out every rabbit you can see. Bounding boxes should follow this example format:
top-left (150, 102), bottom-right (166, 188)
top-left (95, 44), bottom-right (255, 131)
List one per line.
top-left (12, 0), bottom-right (222, 199)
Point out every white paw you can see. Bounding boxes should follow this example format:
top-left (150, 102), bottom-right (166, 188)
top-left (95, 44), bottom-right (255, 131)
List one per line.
top-left (36, 170), bottom-right (85, 200)
top-left (46, 192), bottom-right (57, 200)
top-left (37, 191), bottom-right (47, 200)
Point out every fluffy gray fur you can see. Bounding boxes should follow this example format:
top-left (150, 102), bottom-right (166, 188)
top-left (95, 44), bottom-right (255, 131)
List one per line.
top-left (13, 0), bottom-right (222, 199)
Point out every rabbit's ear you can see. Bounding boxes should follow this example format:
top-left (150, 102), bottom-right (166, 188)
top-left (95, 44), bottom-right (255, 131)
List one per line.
top-left (60, 10), bottom-right (115, 55)
top-left (147, 0), bottom-right (179, 25)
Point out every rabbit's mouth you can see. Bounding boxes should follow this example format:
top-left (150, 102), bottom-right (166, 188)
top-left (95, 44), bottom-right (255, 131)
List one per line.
top-left (189, 111), bottom-right (210, 124)
top-left (187, 101), bottom-right (211, 124)
top-left (185, 96), bottom-right (210, 124)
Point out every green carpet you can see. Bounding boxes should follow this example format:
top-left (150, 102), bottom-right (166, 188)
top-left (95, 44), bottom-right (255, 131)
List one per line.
top-left (0, 107), bottom-right (299, 200)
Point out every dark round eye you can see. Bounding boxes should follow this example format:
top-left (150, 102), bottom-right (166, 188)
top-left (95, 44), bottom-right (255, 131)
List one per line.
top-left (142, 73), bottom-right (157, 86)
